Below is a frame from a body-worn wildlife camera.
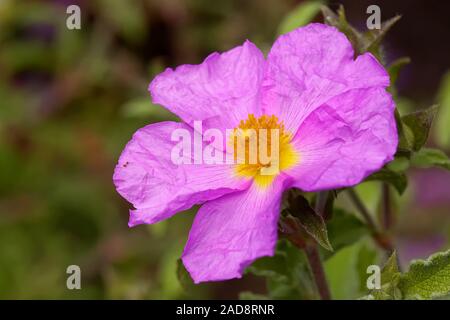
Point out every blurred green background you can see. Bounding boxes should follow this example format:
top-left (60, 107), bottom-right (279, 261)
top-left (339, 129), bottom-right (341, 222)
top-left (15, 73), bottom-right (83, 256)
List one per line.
top-left (0, 0), bottom-right (449, 299)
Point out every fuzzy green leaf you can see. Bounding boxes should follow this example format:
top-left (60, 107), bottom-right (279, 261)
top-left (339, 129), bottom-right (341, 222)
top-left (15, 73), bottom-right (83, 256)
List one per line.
top-left (399, 250), bottom-right (450, 300)
top-left (288, 195), bottom-right (333, 251)
top-left (381, 251), bottom-right (400, 285)
top-left (366, 251), bottom-right (402, 300)
top-left (363, 250), bottom-right (450, 300)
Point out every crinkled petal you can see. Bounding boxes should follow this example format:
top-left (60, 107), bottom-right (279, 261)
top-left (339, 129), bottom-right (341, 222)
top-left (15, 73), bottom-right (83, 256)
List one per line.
top-left (149, 40), bottom-right (265, 134)
top-left (287, 87), bottom-right (397, 191)
top-left (182, 177), bottom-right (288, 283)
top-left (262, 23), bottom-right (390, 135)
top-left (113, 121), bottom-right (250, 227)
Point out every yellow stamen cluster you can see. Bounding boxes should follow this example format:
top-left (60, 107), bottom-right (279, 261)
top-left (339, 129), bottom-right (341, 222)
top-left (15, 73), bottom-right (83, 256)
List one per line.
top-left (230, 114), bottom-right (298, 188)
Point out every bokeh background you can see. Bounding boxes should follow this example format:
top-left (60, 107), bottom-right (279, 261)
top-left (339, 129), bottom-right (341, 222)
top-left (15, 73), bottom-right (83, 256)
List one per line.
top-left (0, 0), bottom-right (449, 299)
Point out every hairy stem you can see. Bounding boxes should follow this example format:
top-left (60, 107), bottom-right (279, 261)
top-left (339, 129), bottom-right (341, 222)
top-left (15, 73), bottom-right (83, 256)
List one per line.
top-left (381, 183), bottom-right (392, 231)
top-left (347, 188), bottom-right (378, 231)
top-left (315, 191), bottom-right (329, 218)
top-left (283, 191), bottom-right (332, 300)
top-left (305, 243), bottom-right (331, 300)
top-left (306, 191), bottom-right (332, 300)
top-left (347, 188), bottom-right (393, 253)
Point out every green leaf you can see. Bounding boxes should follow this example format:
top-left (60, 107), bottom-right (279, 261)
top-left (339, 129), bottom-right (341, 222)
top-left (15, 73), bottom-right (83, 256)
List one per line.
top-left (321, 5), bottom-right (399, 62)
top-left (320, 5), bottom-right (340, 26)
top-left (410, 148), bottom-right (450, 170)
top-left (386, 156), bottom-right (410, 172)
top-left (360, 15), bottom-right (401, 61)
top-left (278, 1), bottom-right (323, 35)
top-left (247, 240), bottom-right (318, 299)
top-left (388, 57), bottom-right (411, 88)
top-left (321, 5), bottom-right (361, 53)
top-left (395, 109), bottom-right (414, 156)
top-left (381, 251), bottom-right (400, 285)
top-left (399, 250), bottom-right (450, 300)
top-left (369, 289), bottom-right (396, 300)
top-left (435, 72), bottom-right (450, 148)
top-left (287, 195), bottom-right (333, 251)
top-left (388, 57), bottom-right (410, 97)
top-left (366, 251), bottom-right (402, 300)
top-left (326, 209), bottom-right (368, 257)
top-left (401, 105), bottom-right (439, 152)
top-left (366, 167), bottom-right (408, 195)
top-left (363, 250), bottom-right (450, 300)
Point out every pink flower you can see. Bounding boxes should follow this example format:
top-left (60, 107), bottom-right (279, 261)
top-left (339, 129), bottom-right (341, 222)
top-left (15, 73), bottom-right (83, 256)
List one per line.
top-left (113, 23), bottom-right (397, 283)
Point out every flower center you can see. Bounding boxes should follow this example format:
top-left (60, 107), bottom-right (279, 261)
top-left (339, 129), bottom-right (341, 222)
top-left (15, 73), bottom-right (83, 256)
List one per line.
top-left (231, 114), bottom-right (298, 188)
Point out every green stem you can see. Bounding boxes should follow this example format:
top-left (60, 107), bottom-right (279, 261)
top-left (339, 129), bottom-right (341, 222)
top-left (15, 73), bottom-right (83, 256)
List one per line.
top-left (282, 222), bottom-right (330, 300)
top-left (304, 243), bottom-right (331, 300)
top-left (347, 188), bottom-right (378, 231)
top-left (315, 191), bottom-right (329, 218)
top-left (347, 188), bottom-right (393, 253)
top-left (283, 191), bottom-right (332, 300)
top-left (306, 191), bottom-right (332, 300)
top-left (381, 183), bottom-right (392, 231)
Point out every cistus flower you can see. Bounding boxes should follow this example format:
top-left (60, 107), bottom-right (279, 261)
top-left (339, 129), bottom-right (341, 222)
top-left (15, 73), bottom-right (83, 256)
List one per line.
top-left (113, 23), bottom-right (398, 283)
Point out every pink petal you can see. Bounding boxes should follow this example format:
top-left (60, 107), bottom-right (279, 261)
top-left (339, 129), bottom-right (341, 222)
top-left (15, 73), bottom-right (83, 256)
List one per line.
top-left (181, 177), bottom-right (288, 283)
top-left (113, 121), bottom-right (250, 227)
top-left (262, 23), bottom-right (389, 135)
top-left (149, 40), bottom-right (265, 134)
top-left (288, 87), bottom-right (397, 191)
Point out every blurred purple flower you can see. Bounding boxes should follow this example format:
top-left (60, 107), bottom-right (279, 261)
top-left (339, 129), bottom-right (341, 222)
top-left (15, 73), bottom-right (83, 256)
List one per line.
top-left (413, 169), bottom-right (450, 208)
top-left (398, 235), bottom-right (446, 267)
top-left (113, 24), bottom-right (397, 283)
top-left (54, 0), bottom-right (84, 8)
top-left (24, 23), bottom-right (55, 43)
